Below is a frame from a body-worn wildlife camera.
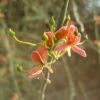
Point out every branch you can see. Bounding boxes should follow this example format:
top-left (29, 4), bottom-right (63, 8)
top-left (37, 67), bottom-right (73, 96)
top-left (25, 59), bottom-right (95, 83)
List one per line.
top-left (92, 0), bottom-right (100, 65)
top-left (62, 57), bottom-right (76, 100)
top-left (72, 0), bottom-right (100, 54)
top-left (0, 19), bottom-right (23, 100)
top-left (41, 71), bottom-right (50, 100)
top-left (57, 0), bottom-right (70, 29)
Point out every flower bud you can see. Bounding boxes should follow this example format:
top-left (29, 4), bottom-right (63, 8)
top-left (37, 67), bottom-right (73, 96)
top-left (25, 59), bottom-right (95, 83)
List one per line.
top-left (42, 33), bottom-right (48, 41)
top-left (49, 16), bottom-right (55, 26)
top-left (9, 29), bottom-right (16, 36)
top-left (16, 65), bottom-right (24, 72)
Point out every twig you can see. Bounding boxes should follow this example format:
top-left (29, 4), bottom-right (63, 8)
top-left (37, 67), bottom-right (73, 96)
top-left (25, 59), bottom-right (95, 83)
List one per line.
top-left (78, 82), bottom-right (89, 100)
top-left (72, 0), bottom-right (99, 53)
top-left (92, 0), bottom-right (100, 65)
top-left (13, 36), bottom-right (36, 46)
top-left (0, 78), bottom-right (4, 100)
top-left (41, 71), bottom-right (50, 100)
top-left (62, 57), bottom-right (76, 100)
top-left (0, 19), bottom-right (23, 100)
top-left (57, 0), bottom-right (70, 29)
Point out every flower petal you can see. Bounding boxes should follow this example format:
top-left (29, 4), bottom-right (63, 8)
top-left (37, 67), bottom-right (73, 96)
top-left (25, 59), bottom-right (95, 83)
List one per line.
top-left (26, 66), bottom-right (43, 78)
top-left (45, 32), bottom-right (54, 47)
top-left (32, 45), bottom-right (48, 64)
top-left (32, 51), bottom-right (42, 64)
top-left (55, 44), bottom-right (67, 51)
top-left (67, 24), bottom-right (76, 35)
top-left (72, 46), bottom-right (87, 57)
top-left (36, 45), bottom-right (48, 63)
top-left (73, 34), bottom-right (81, 45)
top-left (55, 26), bottom-right (68, 40)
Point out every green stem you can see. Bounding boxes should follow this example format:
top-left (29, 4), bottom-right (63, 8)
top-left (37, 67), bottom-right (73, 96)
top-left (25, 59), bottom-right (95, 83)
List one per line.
top-left (13, 36), bottom-right (37, 46)
top-left (57, 0), bottom-right (70, 29)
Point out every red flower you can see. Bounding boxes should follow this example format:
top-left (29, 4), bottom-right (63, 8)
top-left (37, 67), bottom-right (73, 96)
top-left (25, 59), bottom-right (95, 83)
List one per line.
top-left (55, 24), bottom-right (76, 40)
top-left (55, 25), bottom-right (86, 57)
top-left (44, 32), bottom-right (54, 47)
top-left (26, 45), bottom-right (48, 78)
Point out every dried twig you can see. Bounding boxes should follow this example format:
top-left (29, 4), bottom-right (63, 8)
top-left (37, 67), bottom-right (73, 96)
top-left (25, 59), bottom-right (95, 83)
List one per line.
top-left (62, 57), bottom-right (76, 100)
top-left (0, 19), bottom-right (22, 100)
top-left (41, 71), bottom-right (50, 100)
top-left (57, 0), bottom-right (70, 29)
top-left (72, 0), bottom-right (100, 53)
top-left (78, 82), bottom-right (89, 100)
top-left (92, 0), bottom-right (100, 65)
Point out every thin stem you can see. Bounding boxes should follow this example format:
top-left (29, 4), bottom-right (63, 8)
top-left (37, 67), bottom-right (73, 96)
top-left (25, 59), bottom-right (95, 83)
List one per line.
top-left (41, 71), bottom-right (50, 100)
top-left (78, 82), bottom-right (89, 100)
top-left (72, 0), bottom-right (100, 54)
top-left (62, 57), bottom-right (76, 100)
top-left (57, 0), bottom-right (70, 29)
top-left (93, 0), bottom-right (100, 65)
top-left (1, 20), bottom-right (23, 100)
top-left (13, 36), bottom-right (37, 46)
top-left (41, 0), bottom-right (70, 100)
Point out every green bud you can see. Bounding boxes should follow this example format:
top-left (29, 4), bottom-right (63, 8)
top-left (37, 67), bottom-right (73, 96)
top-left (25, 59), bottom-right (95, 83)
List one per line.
top-left (49, 16), bottom-right (55, 26)
top-left (16, 65), bottom-right (24, 72)
top-left (9, 29), bottom-right (16, 36)
top-left (42, 33), bottom-right (48, 41)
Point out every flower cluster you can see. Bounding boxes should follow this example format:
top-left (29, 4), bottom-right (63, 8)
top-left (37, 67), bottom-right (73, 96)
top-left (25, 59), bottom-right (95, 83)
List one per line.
top-left (25, 24), bottom-right (86, 78)
top-left (9, 18), bottom-right (87, 80)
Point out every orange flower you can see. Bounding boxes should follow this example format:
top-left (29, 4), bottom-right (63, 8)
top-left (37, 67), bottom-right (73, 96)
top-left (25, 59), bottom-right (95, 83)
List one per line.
top-left (32, 45), bottom-right (48, 64)
top-left (44, 32), bottom-right (54, 47)
top-left (55, 25), bottom-right (86, 57)
top-left (26, 45), bottom-right (48, 78)
top-left (55, 24), bottom-right (76, 40)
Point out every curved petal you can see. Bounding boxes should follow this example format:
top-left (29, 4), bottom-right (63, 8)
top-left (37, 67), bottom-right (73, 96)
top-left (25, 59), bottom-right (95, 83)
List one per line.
top-left (55, 26), bottom-right (68, 40)
top-left (36, 45), bottom-right (48, 63)
top-left (55, 44), bottom-right (67, 51)
top-left (67, 24), bottom-right (76, 35)
top-left (26, 66), bottom-right (43, 78)
top-left (32, 45), bottom-right (48, 64)
top-left (32, 51), bottom-right (42, 64)
top-left (73, 34), bottom-right (81, 45)
top-left (45, 32), bottom-right (54, 47)
top-left (72, 46), bottom-right (87, 57)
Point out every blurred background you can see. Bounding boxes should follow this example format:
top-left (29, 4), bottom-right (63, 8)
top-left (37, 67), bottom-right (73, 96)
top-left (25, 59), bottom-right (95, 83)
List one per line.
top-left (0, 0), bottom-right (100, 100)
